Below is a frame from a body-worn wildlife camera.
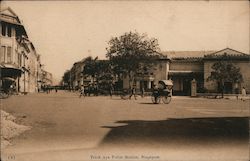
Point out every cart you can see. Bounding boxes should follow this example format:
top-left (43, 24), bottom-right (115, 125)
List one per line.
top-left (151, 80), bottom-right (173, 104)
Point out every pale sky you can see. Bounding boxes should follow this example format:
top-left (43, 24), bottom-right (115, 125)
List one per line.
top-left (2, 1), bottom-right (249, 84)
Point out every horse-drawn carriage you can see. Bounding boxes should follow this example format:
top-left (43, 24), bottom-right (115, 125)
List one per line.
top-left (151, 80), bottom-right (173, 104)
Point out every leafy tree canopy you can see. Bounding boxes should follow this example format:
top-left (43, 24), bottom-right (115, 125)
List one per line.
top-left (62, 70), bottom-right (71, 84)
top-left (82, 56), bottom-right (98, 78)
top-left (207, 61), bottom-right (243, 84)
top-left (207, 60), bottom-right (243, 97)
top-left (82, 56), bottom-right (113, 83)
top-left (106, 31), bottom-right (162, 81)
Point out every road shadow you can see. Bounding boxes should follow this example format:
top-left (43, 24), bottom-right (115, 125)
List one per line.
top-left (139, 102), bottom-right (160, 105)
top-left (99, 117), bottom-right (249, 148)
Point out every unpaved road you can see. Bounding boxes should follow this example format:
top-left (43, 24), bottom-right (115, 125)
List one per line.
top-left (1, 91), bottom-right (249, 161)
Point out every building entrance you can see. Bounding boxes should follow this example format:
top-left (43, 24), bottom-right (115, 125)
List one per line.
top-left (224, 82), bottom-right (233, 94)
top-left (183, 78), bottom-right (191, 96)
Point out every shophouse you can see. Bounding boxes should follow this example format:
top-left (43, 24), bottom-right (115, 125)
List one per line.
top-left (0, 7), bottom-right (47, 93)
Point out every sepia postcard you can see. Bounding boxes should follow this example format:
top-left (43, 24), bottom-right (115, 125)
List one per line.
top-left (0, 0), bottom-right (249, 161)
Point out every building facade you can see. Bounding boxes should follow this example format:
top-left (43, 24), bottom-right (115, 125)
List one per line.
top-left (163, 48), bottom-right (250, 95)
top-left (65, 48), bottom-right (249, 95)
top-left (122, 57), bottom-right (170, 91)
top-left (41, 69), bottom-right (53, 88)
top-left (62, 58), bottom-right (91, 90)
top-left (203, 48), bottom-right (250, 94)
top-left (163, 51), bottom-right (215, 95)
top-left (70, 61), bottom-right (85, 89)
top-left (121, 48), bottom-right (250, 95)
top-left (0, 7), bottom-right (49, 93)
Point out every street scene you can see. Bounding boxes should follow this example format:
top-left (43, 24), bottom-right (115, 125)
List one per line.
top-left (1, 1), bottom-right (250, 161)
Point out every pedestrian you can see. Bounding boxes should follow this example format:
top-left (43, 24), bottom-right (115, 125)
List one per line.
top-left (241, 87), bottom-right (247, 101)
top-left (129, 87), bottom-right (137, 100)
top-left (152, 84), bottom-right (159, 103)
top-left (141, 87), bottom-right (145, 98)
top-left (46, 86), bottom-right (49, 94)
top-left (235, 87), bottom-right (239, 100)
top-left (109, 83), bottom-right (114, 98)
top-left (79, 85), bottom-right (85, 98)
top-left (94, 84), bottom-right (98, 96)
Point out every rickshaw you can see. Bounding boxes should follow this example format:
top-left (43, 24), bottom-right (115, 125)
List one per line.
top-left (151, 80), bottom-right (173, 104)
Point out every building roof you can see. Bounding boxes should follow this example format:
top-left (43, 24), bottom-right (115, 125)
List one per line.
top-left (161, 50), bottom-right (216, 59)
top-left (0, 7), bottom-right (18, 17)
top-left (0, 7), bottom-right (21, 25)
top-left (204, 48), bottom-right (250, 59)
top-left (1, 7), bottom-right (29, 39)
top-left (162, 48), bottom-right (250, 61)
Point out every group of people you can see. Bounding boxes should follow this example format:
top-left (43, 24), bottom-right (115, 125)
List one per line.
top-left (79, 84), bottom-right (248, 100)
top-left (79, 83), bottom-right (145, 100)
top-left (40, 85), bottom-right (58, 94)
top-left (79, 84), bottom-right (99, 98)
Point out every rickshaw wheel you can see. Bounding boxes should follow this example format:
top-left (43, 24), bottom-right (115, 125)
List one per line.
top-left (151, 95), bottom-right (160, 104)
top-left (162, 96), bottom-right (171, 104)
top-left (0, 92), bottom-right (9, 99)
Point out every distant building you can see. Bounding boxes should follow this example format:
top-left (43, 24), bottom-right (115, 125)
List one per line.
top-left (121, 48), bottom-right (250, 95)
top-left (63, 58), bottom-right (111, 90)
top-left (0, 7), bottom-right (49, 93)
top-left (68, 58), bottom-right (95, 90)
top-left (122, 57), bottom-right (170, 90)
top-left (41, 70), bottom-right (53, 87)
top-left (162, 48), bottom-right (250, 95)
top-left (163, 50), bottom-right (215, 95)
top-left (65, 48), bottom-right (250, 95)
top-left (70, 60), bottom-right (85, 90)
top-left (203, 48), bottom-right (250, 94)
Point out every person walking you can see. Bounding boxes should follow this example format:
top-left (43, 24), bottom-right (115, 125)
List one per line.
top-left (141, 87), bottom-right (145, 98)
top-left (79, 85), bottom-right (85, 98)
top-left (235, 87), bottom-right (239, 100)
top-left (109, 83), bottom-right (114, 98)
top-left (129, 87), bottom-right (137, 100)
top-left (94, 84), bottom-right (98, 96)
top-left (241, 87), bottom-right (247, 101)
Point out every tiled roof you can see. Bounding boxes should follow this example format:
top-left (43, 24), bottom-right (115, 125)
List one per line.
top-left (0, 7), bottom-right (18, 17)
top-left (204, 48), bottom-right (250, 58)
top-left (161, 51), bottom-right (216, 59)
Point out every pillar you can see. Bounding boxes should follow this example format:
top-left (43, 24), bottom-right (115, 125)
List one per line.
top-left (191, 79), bottom-right (197, 97)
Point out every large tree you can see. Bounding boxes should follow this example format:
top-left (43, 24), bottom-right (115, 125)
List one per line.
top-left (82, 56), bottom-right (98, 79)
top-left (62, 70), bottom-right (71, 89)
top-left (207, 60), bottom-right (243, 98)
top-left (82, 56), bottom-right (113, 84)
top-left (106, 31), bottom-right (161, 87)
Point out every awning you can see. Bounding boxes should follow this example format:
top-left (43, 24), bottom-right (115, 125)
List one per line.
top-left (159, 80), bottom-right (173, 86)
top-left (168, 70), bottom-right (203, 76)
top-left (1, 67), bottom-right (22, 77)
top-left (2, 77), bottom-right (16, 81)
